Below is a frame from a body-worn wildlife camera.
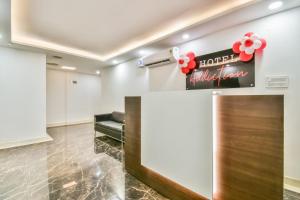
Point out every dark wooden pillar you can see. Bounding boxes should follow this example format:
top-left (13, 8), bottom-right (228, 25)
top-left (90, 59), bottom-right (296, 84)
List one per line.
top-left (124, 96), bottom-right (141, 174)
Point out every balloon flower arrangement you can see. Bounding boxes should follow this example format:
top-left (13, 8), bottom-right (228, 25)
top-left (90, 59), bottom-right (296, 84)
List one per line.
top-left (177, 32), bottom-right (267, 74)
top-left (232, 32), bottom-right (267, 61)
top-left (177, 52), bottom-right (196, 74)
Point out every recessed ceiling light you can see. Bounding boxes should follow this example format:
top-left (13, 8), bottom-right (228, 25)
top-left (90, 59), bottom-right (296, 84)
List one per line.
top-left (139, 50), bottom-right (146, 55)
top-left (0, 34), bottom-right (3, 39)
top-left (138, 49), bottom-right (155, 57)
top-left (96, 70), bottom-right (101, 75)
top-left (268, 1), bottom-right (283, 10)
top-left (61, 66), bottom-right (76, 70)
top-left (182, 34), bottom-right (190, 40)
top-left (112, 60), bottom-right (118, 64)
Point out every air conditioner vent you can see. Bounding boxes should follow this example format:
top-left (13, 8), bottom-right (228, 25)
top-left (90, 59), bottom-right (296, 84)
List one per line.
top-left (144, 59), bottom-right (171, 67)
top-left (47, 62), bottom-right (59, 66)
top-left (52, 55), bottom-right (63, 59)
top-left (138, 47), bottom-right (179, 68)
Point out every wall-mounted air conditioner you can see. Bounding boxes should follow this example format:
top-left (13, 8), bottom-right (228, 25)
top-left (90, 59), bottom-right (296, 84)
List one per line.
top-left (137, 47), bottom-right (179, 68)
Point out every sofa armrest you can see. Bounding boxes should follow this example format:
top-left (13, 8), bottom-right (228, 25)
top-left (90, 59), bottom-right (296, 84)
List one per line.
top-left (94, 113), bottom-right (112, 123)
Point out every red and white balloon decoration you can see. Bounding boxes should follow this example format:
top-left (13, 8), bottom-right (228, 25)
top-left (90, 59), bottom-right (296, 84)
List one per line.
top-left (178, 52), bottom-right (196, 74)
top-left (232, 32), bottom-right (267, 62)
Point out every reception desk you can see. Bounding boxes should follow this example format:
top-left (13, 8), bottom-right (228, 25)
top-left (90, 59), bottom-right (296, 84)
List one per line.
top-left (124, 92), bottom-right (283, 200)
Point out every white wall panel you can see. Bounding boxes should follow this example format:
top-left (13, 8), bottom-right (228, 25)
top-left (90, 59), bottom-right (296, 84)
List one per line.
top-left (141, 91), bottom-right (213, 199)
top-left (46, 70), bottom-right (101, 126)
top-left (0, 47), bottom-right (47, 143)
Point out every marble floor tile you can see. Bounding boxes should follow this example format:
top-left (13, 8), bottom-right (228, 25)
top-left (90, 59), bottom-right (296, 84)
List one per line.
top-left (285, 190), bottom-right (300, 200)
top-left (0, 124), bottom-right (167, 200)
top-left (0, 123), bottom-right (298, 200)
top-left (94, 136), bottom-right (123, 162)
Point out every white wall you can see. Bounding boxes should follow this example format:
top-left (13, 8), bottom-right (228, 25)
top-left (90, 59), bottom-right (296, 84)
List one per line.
top-left (0, 47), bottom-right (47, 144)
top-left (46, 69), bottom-right (101, 126)
top-left (46, 70), bottom-right (66, 125)
top-left (99, 59), bottom-right (149, 113)
top-left (142, 91), bottom-right (213, 198)
top-left (100, 7), bottom-right (300, 181)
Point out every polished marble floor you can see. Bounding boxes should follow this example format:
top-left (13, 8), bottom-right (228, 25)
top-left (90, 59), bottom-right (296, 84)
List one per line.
top-left (0, 124), bottom-right (167, 200)
top-left (0, 123), bottom-right (299, 200)
top-left (285, 190), bottom-right (300, 200)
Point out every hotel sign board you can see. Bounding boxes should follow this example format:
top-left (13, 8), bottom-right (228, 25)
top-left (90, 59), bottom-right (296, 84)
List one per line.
top-left (186, 49), bottom-right (255, 90)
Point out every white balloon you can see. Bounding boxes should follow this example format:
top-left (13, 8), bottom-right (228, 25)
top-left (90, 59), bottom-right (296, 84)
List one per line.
top-left (184, 57), bottom-right (190, 63)
top-left (241, 36), bottom-right (249, 44)
top-left (172, 47), bottom-right (180, 60)
top-left (239, 45), bottom-right (246, 51)
top-left (253, 39), bottom-right (262, 49)
top-left (245, 47), bottom-right (255, 55)
top-left (250, 34), bottom-right (259, 41)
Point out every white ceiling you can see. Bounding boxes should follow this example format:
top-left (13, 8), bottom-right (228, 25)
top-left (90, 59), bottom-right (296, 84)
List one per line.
top-left (19, 0), bottom-right (223, 54)
top-left (11, 0), bottom-right (257, 61)
top-left (1, 0), bottom-right (300, 75)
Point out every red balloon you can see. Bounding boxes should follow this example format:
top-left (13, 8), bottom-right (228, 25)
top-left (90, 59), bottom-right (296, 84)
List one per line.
top-left (188, 60), bottom-right (196, 69)
top-left (178, 59), bottom-right (184, 65)
top-left (244, 32), bottom-right (254, 37)
top-left (239, 52), bottom-right (253, 61)
top-left (259, 38), bottom-right (267, 50)
top-left (181, 67), bottom-right (190, 74)
top-left (232, 41), bottom-right (241, 53)
top-left (186, 52), bottom-right (195, 60)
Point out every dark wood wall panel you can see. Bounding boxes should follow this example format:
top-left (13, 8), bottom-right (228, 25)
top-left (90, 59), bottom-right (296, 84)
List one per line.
top-left (124, 97), bottom-right (141, 171)
top-left (124, 96), bottom-right (207, 200)
top-left (214, 95), bottom-right (284, 200)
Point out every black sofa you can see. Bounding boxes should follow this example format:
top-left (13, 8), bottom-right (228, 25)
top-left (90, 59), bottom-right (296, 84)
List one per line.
top-left (94, 111), bottom-right (125, 142)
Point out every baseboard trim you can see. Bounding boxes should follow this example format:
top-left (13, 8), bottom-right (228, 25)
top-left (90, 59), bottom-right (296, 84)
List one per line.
top-left (285, 177), bottom-right (300, 193)
top-left (0, 134), bottom-right (53, 150)
top-left (47, 120), bottom-right (93, 128)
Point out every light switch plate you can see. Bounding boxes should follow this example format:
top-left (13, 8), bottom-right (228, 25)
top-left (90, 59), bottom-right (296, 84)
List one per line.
top-left (265, 75), bottom-right (289, 88)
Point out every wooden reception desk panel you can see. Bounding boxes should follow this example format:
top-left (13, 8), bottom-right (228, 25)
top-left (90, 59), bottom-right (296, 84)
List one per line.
top-left (124, 96), bottom-right (208, 200)
top-left (214, 95), bottom-right (283, 200)
top-left (125, 95), bottom-right (283, 200)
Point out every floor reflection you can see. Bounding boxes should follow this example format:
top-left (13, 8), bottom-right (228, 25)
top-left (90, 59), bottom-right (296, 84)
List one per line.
top-left (94, 136), bottom-right (123, 162)
top-left (0, 123), bottom-right (298, 200)
top-left (0, 124), bottom-right (167, 200)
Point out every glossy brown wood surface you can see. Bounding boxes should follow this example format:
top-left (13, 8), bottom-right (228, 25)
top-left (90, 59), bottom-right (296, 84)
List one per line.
top-left (214, 95), bottom-right (284, 200)
top-left (124, 96), bottom-right (208, 200)
top-left (124, 96), bottom-right (141, 171)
